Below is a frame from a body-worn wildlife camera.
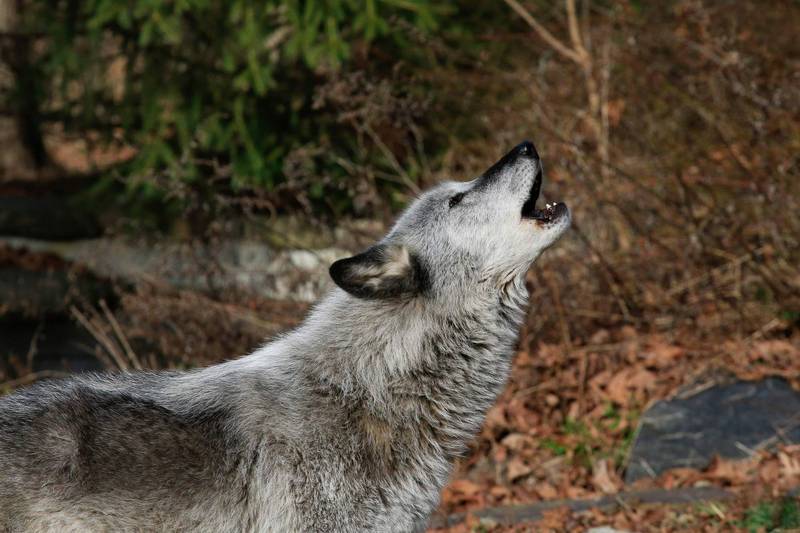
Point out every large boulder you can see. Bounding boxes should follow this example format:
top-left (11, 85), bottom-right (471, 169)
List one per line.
top-left (626, 377), bottom-right (800, 482)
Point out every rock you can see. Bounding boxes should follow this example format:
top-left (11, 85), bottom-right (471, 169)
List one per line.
top-left (587, 528), bottom-right (633, 533)
top-left (625, 377), bottom-right (800, 482)
top-left (289, 250), bottom-right (319, 270)
top-left (0, 237), bottom-right (350, 303)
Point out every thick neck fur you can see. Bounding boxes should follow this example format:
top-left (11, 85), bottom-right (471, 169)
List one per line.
top-left (281, 273), bottom-right (529, 461)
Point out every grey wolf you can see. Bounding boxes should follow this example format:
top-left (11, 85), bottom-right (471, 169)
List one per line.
top-left (0, 141), bottom-right (570, 532)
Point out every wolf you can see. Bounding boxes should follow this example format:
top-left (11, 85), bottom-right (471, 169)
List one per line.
top-left (0, 140), bottom-right (570, 532)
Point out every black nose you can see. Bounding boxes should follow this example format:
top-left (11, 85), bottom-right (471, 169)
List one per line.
top-left (516, 140), bottom-right (539, 159)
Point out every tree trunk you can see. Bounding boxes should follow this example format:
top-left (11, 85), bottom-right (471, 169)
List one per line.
top-left (0, 0), bottom-right (49, 183)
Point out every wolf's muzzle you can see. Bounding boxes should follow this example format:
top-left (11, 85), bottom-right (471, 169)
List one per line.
top-left (477, 140), bottom-right (540, 187)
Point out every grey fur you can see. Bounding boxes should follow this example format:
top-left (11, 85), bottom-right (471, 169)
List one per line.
top-left (0, 141), bottom-right (570, 532)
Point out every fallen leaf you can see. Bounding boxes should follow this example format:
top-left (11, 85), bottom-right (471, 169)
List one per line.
top-left (705, 455), bottom-right (755, 484)
top-left (489, 485), bottom-right (511, 499)
top-left (644, 342), bottom-right (685, 368)
top-left (493, 443), bottom-right (508, 463)
top-left (441, 478), bottom-right (486, 508)
top-left (482, 405), bottom-right (508, 436)
top-left (534, 481), bottom-right (559, 499)
top-left (778, 451), bottom-right (800, 477)
top-left (606, 367), bottom-right (657, 405)
top-left (447, 479), bottom-right (481, 497)
top-left (589, 328), bottom-right (611, 345)
top-left (507, 458), bottom-right (533, 483)
top-left (501, 432), bottom-right (535, 452)
top-left (592, 459), bottom-right (621, 494)
top-left (506, 398), bottom-right (541, 431)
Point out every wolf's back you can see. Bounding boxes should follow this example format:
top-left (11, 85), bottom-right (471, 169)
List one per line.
top-left (0, 374), bottom-right (259, 531)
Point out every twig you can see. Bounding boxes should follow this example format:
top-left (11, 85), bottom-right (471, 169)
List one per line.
top-left (361, 124), bottom-right (420, 195)
top-left (25, 322), bottom-right (43, 370)
top-left (666, 246), bottom-right (767, 297)
top-left (71, 306), bottom-right (129, 371)
top-left (571, 221), bottom-right (633, 322)
top-left (0, 370), bottom-right (71, 390)
top-left (503, 0), bottom-right (582, 63)
top-left (99, 299), bottom-right (143, 370)
top-left (565, 0), bottom-right (585, 57)
top-left (745, 318), bottom-right (783, 342)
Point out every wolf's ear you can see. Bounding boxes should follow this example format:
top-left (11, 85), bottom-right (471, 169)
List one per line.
top-left (329, 244), bottom-right (427, 299)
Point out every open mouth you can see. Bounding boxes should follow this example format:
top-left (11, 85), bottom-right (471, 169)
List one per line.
top-left (520, 169), bottom-right (567, 223)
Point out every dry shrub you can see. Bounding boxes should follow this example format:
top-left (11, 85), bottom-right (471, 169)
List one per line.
top-left (114, 284), bottom-right (308, 369)
top-left (437, 0), bottom-right (800, 525)
top-left (429, 0), bottom-right (800, 344)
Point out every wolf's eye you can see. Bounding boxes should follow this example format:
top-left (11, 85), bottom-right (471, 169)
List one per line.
top-left (448, 192), bottom-right (466, 209)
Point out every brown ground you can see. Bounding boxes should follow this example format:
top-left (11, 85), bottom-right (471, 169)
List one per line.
top-left (429, 318), bottom-right (800, 531)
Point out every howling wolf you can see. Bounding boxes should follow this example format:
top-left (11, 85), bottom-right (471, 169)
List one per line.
top-left (0, 141), bottom-right (570, 532)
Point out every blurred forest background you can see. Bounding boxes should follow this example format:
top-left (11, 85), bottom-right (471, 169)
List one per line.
top-left (1, 0), bottom-right (799, 530)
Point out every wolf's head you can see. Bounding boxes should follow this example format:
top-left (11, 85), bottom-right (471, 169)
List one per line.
top-left (330, 141), bottom-right (570, 303)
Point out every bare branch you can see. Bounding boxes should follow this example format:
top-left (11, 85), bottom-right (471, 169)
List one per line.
top-left (428, 486), bottom-right (735, 528)
top-left (503, 0), bottom-right (582, 64)
top-left (565, 0), bottom-right (586, 60)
